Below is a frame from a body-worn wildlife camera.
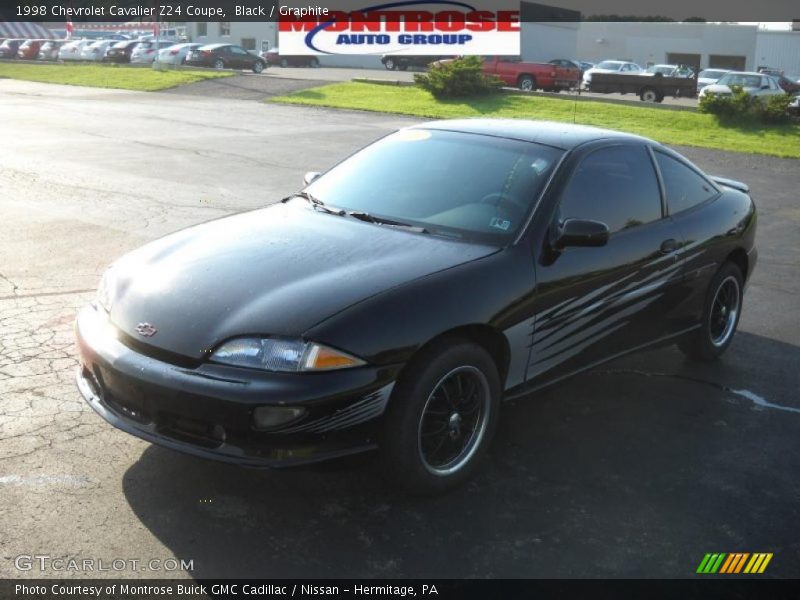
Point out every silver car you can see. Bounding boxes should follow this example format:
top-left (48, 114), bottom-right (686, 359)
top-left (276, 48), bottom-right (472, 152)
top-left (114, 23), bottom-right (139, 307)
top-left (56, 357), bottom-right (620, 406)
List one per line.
top-left (699, 71), bottom-right (786, 100)
top-left (696, 69), bottom-right (730, 93)
top-left (58, 40), bottom-right (94, 61)
top-left (129, 41), bottom-right (174, 64)
top-left (80, 40), bottom-right (115, 62)
top-left (582, 60), bottom-right (642, 88)
top-left (156, 42), bottom-right (202, 65)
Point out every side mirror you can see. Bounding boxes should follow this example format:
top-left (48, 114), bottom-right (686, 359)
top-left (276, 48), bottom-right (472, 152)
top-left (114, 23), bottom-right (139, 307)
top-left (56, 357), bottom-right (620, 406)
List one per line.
top-left (552, 218), bottom-right (610, 249)
top-left (303, 171), bottom-right (322, 186)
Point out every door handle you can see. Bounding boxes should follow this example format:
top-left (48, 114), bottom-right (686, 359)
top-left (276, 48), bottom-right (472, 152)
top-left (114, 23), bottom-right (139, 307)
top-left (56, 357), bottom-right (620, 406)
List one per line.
top-left (660, 238), bottom-right (678, 254)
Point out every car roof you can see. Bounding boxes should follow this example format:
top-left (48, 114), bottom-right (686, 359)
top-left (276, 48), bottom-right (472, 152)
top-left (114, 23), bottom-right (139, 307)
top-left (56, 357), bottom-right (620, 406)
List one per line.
top-left (724, 71), bottom-right (766, 77)
top-left (411, 119), bottom-right (652, 150)
top-left (199, 43), bottom-right (230, 49)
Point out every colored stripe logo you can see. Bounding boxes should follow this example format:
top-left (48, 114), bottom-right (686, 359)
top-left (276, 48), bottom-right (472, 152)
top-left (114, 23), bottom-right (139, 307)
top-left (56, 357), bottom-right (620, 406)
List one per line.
top-left (697, 553), bottom-right (773, 574)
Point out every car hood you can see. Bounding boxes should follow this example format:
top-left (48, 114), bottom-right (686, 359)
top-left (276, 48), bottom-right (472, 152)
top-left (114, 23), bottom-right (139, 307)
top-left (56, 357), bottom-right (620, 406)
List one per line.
top-left (584, 67), bottom-right (621, 77)
top-left (108, 202), bottom-right (497, 360)
top-left (702, 84), bottom-right (735, 94)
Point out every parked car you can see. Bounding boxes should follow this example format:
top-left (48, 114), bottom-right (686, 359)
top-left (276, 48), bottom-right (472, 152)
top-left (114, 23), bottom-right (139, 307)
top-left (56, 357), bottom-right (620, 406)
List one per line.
top-left (698, 71), bottom-right (786, 100)
top-left (74, 119), bottom-right (757, 493)
top-left (696, 68), bottom-right (730, 93)
top-left (16, 39), bottom-right (47, 60)
top-left (0, 39), bottom-right (24, 59)
top-left (129, 41), bottom-right (174, 64)
top-left (103, 40), bottom-right (141, 63)
top-left (263, 48), bottom-right (319, 68)
top-left (37, 40), bottom-right (69, 61)
top-left (582, 60), bottom-right (643, 89)
top-left (186, 44), bottom-right (266, 73)
top-left (645, 64), bottom-right (694, 78)
top-left (788, 93), bottom-right (800, 116)
top-left (80, 40), bottom-right (115, 62)
top-left (156, 42), bottom-right (202, 66)
top-left (58, 40), bottom-right (94, 61)
top-left (578, 60), bottom-right (594, 72)
top-left (380, 54), bottom-right (450, 71)
top-left (774, 75), bottom-right (800, 94)
top-left (483, 56), bottom-right (581, 91)
top-left (548, 58), bottom-right (590, 74)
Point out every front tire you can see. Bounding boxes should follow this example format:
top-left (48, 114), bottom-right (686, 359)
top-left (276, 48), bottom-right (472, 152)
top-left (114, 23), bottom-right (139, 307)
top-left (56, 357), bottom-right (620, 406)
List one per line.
top-left (384, 58), bottom-right (396, 70)
top-left (380, 339), bottom-right (501, 495)
top-left (678, 262), bottom-right (744, 361)
top-left (252, 60), bottom-right (264, 73)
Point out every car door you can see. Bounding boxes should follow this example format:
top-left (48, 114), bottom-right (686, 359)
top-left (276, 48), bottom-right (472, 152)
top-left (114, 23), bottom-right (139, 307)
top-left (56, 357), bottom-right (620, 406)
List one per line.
top-left (651, 149), bottom-right (727, 329)
top-left (526, 142), bottom-right (686, 385)
top-left (229, 45), bottom-right (249, 68)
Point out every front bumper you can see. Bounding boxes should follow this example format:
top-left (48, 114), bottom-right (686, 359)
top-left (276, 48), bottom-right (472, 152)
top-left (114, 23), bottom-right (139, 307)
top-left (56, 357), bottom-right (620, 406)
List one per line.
top-left (75, 306), bottom-right (401, 467)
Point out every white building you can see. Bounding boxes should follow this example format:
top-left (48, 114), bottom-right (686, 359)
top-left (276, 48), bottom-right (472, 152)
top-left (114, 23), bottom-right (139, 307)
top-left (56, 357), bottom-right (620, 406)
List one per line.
top-left (755, 30), bottom-right (800, 75)
top-left (189, 21), bottom-right (278, 54)
top-left (575, 22), bottom-right (758, 72)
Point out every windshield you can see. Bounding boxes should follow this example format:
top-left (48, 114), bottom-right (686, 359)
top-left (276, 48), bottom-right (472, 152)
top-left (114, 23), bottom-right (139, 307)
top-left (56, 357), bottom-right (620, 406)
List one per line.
top-left (596, 61), bottom-right (623, 70)
top-left (305, 129), bottom-right (563, 244)
top-left (718, 73), bottom-right (761, 87)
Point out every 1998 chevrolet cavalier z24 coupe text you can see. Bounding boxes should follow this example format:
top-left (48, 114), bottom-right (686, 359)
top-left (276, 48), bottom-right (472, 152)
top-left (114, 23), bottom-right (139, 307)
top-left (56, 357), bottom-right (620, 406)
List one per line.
top-left (76, 120), bottom-right (757, 493)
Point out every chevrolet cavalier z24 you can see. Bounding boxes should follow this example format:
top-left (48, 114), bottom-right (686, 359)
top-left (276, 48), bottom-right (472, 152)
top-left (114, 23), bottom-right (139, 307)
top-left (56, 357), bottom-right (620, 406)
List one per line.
top-left (75, 120), bottom-right (757, 493)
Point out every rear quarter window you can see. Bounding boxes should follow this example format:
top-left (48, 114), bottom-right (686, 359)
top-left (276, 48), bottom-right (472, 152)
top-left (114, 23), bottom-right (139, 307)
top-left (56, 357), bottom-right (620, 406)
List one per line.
top-left (654, 151), bottom-right (718, 215)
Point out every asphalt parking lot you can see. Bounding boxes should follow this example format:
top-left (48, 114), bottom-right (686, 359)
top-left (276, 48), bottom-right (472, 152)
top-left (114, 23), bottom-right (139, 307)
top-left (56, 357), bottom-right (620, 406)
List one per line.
top-left (1, 79), bottom-right (798, 579)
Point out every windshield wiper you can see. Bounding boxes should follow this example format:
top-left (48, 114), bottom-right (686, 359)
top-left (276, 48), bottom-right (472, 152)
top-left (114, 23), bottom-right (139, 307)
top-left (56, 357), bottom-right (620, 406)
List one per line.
top-left (284, 191), bottom-right (345, 216)
top-left (347, 211), bottom-right (429, 234)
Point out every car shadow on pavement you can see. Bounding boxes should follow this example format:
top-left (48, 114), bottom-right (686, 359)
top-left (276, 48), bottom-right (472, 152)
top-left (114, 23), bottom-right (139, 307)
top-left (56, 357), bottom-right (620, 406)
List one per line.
top-left (122, 331), bottom-right (800, 579)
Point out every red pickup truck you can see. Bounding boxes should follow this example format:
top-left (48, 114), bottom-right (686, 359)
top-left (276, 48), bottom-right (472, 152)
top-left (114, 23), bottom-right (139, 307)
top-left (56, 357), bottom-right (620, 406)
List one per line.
top-left (482, 56), bottom-right (581, 92)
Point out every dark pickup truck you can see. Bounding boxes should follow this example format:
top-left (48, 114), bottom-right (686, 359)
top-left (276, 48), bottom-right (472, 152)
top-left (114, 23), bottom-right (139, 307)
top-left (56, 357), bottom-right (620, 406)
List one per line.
top-left (587, 72), bottom-right (697, 102)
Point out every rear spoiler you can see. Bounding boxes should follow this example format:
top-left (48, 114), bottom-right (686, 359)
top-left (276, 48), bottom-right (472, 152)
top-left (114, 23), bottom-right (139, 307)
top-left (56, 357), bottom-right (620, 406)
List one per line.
top-left (711, 176), bottom-right (750, 194)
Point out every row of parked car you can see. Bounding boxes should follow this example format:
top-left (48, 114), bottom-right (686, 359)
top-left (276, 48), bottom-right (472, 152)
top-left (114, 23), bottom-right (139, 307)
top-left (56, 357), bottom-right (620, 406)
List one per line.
top-left (0, 37), bottom-right (317, 74)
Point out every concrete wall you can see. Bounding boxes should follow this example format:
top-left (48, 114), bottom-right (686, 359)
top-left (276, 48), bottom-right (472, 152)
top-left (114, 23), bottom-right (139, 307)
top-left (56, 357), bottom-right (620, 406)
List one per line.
top-left (755, 31), bottom-right (800, 75)
top-left (576, 22), bottom-right (758, 71)
top-left (521, 22), bottom-right (579, 62)
top-left (190, 22), bottom-right (278, 53)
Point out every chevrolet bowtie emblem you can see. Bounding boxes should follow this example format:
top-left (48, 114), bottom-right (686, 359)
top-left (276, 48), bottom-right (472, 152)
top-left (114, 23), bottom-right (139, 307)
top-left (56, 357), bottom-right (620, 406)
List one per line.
top-left (135, 323), bottom-right (158, 337)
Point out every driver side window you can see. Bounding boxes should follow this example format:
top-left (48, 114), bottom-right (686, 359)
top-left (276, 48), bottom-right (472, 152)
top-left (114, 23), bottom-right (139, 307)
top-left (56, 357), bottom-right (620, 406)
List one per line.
top-left (558, 146), bottom-right (662, 234)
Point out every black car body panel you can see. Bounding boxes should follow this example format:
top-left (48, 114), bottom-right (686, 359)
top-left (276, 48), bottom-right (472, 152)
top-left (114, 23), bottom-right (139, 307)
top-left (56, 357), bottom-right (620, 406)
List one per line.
top-left (76, 120), bottom-right (757, 467)
top-left (185, 44), bottom-right (265, 70)
top-left (107, 204), bottom-right (497, 360)
top-left (103, 41), bottom-right (140, 63)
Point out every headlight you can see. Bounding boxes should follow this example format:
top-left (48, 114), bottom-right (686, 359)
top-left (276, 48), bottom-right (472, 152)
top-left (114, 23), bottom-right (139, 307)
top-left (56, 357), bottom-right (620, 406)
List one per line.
top-left (95, 268), bottom-right (117, 312)
top-left (209, 338), bottom-right (366, 372)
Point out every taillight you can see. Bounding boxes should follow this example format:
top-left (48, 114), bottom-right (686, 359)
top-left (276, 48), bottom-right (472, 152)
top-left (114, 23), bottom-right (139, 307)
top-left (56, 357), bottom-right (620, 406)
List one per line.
top-left (169, 49), bottom-right (179, 55)
top-left (201, 50), bottom-right (212, 56)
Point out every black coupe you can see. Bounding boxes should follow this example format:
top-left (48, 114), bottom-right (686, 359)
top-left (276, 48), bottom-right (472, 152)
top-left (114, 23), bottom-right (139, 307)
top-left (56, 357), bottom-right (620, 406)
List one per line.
top-left (76, 120), bottom-right (757, 493)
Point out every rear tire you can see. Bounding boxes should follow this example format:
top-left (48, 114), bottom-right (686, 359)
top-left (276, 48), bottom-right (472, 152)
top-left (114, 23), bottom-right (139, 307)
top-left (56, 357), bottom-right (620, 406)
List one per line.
top-left (518, 75), bottom-right (536, 91)
top-left (380, 339), bottom-right (501, 495)
top-left (252, 60), bottom-right (264, 74)
top-left (213, 58), bottom-right (225, 70)
top-left (384, 58), bottom-right (396, 70)
top-left (640, 87), bottom-right (658, 102)
top-left (678, 262), bottom-right (744, 361)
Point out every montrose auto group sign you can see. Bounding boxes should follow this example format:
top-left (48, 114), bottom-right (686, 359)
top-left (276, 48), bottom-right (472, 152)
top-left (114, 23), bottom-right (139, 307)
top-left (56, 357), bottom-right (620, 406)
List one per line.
top-left (278, 1), bottom-right (521, 56)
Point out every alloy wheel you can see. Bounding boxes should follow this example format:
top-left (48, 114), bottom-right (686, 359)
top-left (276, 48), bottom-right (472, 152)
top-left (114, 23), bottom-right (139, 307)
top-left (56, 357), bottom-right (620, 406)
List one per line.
top-left (417, 366), bottom-right (491, 476)
top-left (709, 275), bottom-right (740, 347)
